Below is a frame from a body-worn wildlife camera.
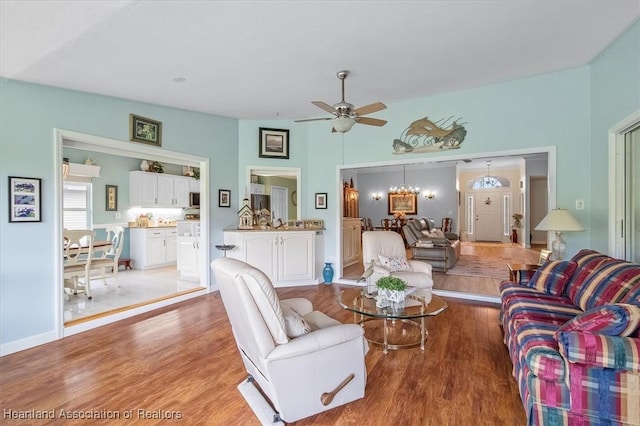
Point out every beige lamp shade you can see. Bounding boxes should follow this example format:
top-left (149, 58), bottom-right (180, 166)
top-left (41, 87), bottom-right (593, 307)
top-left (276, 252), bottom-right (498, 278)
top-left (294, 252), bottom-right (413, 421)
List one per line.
top-left (534, 209), bottom-right (584, 232)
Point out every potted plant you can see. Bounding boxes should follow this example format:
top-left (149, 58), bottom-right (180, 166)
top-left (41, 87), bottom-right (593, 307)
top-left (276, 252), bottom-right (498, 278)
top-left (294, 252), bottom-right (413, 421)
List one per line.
top-left (375, 276), bottom-right (408, 308)
top-left (512, 213), bottom-right (523, 228)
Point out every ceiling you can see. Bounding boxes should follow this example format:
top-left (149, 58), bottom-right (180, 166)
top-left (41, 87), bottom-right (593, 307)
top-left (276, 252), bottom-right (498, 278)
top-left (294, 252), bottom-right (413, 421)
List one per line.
top-left (1, 1), bottom-right (638, 122)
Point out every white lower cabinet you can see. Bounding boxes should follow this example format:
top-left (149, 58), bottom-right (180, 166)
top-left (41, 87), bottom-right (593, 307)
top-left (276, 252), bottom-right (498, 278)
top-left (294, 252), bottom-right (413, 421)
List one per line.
top-left (130, 228), bottom-right (177, 269)
top-left (177, 237), bottom-right (200, 276)
top-left (223, 230), bottom-right (324, 286)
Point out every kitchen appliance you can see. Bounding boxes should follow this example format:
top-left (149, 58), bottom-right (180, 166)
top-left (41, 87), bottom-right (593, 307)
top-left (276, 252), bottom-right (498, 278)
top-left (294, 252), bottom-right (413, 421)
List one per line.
top-left (251, 194), bottom-right (270, 212)
top-left (189, 192), bottom-right (200, 208)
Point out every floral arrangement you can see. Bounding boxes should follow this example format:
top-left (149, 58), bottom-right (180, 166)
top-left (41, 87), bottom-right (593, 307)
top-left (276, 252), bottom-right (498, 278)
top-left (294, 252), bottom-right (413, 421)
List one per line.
top-left (512, 213), bottom-right (523, 228)
top-left (147, 161), bottom-right (164, 173)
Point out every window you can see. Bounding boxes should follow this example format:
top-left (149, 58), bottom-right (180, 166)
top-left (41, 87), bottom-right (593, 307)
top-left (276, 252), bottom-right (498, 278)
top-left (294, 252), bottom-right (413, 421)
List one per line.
top-left (468, 175), bottom-right (511, 189)
top-left (63, 182), bottom-right (92, 230)
top-left (473, 176), bottom-right (503, 189)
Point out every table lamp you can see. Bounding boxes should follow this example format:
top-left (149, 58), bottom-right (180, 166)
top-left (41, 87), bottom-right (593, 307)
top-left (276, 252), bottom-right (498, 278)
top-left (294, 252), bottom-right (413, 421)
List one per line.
top-left (534, 208), bottom-right (584, 260)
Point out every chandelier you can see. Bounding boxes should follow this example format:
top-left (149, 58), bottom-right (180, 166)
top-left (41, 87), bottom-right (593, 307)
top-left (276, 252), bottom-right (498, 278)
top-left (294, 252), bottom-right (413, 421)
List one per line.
top-left (389, 164), bottom-right (420, 195)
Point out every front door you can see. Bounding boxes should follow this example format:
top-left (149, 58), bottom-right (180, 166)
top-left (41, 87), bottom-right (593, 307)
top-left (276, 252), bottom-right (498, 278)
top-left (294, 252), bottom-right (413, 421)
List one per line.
top-left (475, 191), bottom-right (502, 241)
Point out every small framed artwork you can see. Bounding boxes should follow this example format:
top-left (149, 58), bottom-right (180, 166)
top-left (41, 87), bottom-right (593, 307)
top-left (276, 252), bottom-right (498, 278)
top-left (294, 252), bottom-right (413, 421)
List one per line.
top-left (219, 189), bottom-right (231, 208)
top-left (105, 185), bottom-right (118, 211)
top-left (8, 176), bottom-right (41, 223)
top-left (259, 127), bottom-right (289, 159)
top-left (388, 193), bottom-right (417, 215)
top-left (129, 113), bottom-right (162, 146)
top-left (315, 192), bottom-right (327, 209)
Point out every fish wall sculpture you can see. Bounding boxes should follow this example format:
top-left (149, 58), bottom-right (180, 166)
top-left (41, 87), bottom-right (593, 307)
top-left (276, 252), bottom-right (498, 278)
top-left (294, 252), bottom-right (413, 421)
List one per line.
top-left (392, 116), bottom-right (467, 154)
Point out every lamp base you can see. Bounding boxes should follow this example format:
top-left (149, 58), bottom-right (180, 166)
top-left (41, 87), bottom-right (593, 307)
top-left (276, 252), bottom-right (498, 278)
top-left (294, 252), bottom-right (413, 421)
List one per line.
top-left (551, 232), bottom-right (566, 260)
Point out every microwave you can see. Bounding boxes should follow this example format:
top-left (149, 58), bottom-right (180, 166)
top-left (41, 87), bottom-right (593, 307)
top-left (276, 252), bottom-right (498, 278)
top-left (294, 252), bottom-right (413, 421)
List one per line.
top-left (189, 192), bottom-right (200, 208)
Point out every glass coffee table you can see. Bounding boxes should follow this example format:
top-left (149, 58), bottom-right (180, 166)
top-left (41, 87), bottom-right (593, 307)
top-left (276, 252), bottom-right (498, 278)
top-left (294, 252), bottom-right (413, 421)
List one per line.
top-left (339, 288), bottom-right (447, 354)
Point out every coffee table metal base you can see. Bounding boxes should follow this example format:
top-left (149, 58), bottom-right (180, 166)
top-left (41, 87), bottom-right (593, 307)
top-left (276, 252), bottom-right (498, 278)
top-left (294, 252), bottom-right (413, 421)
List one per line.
top-left (360, 317), bottom-right (427, 354)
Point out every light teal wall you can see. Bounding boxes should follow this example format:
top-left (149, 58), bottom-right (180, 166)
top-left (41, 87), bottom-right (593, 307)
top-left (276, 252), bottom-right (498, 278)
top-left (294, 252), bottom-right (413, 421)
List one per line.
top-left (241, 67), bottom-right (592, 263)
top-left (590, 19), bottom-right (640, 252)
top-left (0, 79), bottom-right (238, 347)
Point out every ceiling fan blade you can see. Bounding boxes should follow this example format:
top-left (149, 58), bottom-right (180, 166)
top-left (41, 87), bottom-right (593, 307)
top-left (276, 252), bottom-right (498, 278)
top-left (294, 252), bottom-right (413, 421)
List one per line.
top-left (353, 102), bottom-right (386, 116)
top-left (294, 117), bottom-right (333, 123)
top-left (356, 117), bottom-right (387, 127)
top-left (311, 101), bottom-right (337, 114)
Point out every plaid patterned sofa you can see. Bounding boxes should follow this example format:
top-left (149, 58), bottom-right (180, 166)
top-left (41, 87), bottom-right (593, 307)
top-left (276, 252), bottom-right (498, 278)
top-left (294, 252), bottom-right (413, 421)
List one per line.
top-left (500, 249), bottom-right (640, 425)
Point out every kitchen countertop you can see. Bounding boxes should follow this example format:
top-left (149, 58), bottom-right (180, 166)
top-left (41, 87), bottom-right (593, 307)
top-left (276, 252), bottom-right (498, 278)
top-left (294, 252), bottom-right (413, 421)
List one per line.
top-left (129, 224), bottom-right (177, 228)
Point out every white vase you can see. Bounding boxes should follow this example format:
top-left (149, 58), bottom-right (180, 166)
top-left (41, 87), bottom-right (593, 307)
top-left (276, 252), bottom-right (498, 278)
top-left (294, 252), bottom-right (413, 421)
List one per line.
top-left (140, 160), bottom-right (149, 171)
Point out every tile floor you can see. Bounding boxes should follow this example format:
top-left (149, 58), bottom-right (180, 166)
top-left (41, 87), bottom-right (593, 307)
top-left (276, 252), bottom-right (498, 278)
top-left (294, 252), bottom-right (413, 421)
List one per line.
top-left (63, 266), bottom-right (204, 323)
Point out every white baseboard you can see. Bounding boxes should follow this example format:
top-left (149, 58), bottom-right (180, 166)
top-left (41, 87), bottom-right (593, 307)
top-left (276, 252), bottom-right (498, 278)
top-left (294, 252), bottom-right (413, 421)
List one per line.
top-left (1, 330), bottom-right (58, 357)
top-left (433, 289), bottom-right (500, 304)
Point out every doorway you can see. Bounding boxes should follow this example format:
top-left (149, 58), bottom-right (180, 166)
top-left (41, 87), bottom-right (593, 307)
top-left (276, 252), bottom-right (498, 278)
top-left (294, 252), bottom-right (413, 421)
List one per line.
top-left (56, 129), bottom-right (210, 336)
top-left (530, 177), bottom-right (548, 245)
top-left (610, 110), bottom-right (640, 262)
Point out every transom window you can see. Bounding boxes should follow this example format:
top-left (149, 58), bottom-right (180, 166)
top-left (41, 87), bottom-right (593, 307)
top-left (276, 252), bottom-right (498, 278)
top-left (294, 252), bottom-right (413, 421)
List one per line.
top-left (468, 176), bottom-right (511, 189)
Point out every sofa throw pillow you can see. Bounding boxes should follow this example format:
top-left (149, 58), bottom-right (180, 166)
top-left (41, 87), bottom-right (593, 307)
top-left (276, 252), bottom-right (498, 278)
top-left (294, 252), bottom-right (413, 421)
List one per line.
top-left (433, 229), bottom-right (445, 239)
top-left (378, 255), bottom-right (413, 272)
top-left (528, 260), bottom-right (578, 296)
top-left (555, 304), bottom-right (640, 337)
top-left (281, 305), bottom-right (311, 338)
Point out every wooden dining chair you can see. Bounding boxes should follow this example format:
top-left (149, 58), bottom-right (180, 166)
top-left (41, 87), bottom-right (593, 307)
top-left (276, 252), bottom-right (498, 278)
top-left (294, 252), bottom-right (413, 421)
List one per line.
top-left (63, 229), bottom-right (95, 299)
top-left (90, 225), bottom-right (125, 286)
top-left (442, 217), bottom-right (452, 233)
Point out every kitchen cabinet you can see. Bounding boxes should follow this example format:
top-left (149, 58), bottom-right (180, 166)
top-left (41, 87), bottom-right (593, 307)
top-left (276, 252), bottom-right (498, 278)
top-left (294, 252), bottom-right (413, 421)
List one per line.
top-left (342, 218), bottom-right (362, 267)
top-left (250, 183), bottom-right (266, 194)
top-left (130, 227), bottom-right (177, 269)
top-left (177, 221), bottom-right (201, 277)
top-left (130, 171), bottom-right (193, 208)
top-left (223, 230), bottom-right (324, 286)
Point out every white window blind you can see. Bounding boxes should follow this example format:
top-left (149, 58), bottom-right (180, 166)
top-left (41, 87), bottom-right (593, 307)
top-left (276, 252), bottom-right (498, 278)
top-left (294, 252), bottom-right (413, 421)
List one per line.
top-left (63, 182), bottom-right (92, 230)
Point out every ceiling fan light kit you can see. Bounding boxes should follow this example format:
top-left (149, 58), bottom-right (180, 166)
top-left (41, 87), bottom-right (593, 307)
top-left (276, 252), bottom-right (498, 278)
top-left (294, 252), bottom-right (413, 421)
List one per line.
top-left (333, 116), bottom-right (356, 133)
top-left (295, 70), bottom-right (387, 133)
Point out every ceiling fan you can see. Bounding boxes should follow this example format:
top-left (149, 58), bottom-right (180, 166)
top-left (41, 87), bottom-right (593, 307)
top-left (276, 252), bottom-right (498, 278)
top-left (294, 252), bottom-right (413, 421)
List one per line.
top-left (295, 70), bottom-right (387, 133)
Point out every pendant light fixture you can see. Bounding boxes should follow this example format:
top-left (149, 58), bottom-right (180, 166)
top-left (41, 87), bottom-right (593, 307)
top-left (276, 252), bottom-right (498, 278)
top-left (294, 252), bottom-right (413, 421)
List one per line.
top-left (389, 164), bottom-right (420, 195)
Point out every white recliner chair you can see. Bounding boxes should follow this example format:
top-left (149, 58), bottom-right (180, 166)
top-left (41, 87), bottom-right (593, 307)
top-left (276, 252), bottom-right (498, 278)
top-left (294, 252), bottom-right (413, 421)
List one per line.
top-left (211, 258), bottom-right (368, 423)
top-left (362, 231), bottom-right (434, 302)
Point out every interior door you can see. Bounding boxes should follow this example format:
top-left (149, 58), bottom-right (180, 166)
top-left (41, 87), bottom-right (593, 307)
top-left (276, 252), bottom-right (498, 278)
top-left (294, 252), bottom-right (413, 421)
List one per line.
top-left (475, 191), bottom-right (502, 241)
top-left (271, 186), bottom-right (288, 224)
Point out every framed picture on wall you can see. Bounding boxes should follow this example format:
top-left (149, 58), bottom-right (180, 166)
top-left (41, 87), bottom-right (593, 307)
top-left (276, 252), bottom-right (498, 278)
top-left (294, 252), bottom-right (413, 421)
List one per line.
top-left (259, 128), bottom-right (289, 159)
top-left (388, 193), bottom-right (417, 215)
top-left (8, 176), bottom-right (42, 222)
top-left (219, 189), bottom-right (231, 208)
top-left (105, 185), bottom-right (118, 211)
top-left (315, 192), bottom-right (327, 209)
top-left (129, 114), bottom-right (162, 146)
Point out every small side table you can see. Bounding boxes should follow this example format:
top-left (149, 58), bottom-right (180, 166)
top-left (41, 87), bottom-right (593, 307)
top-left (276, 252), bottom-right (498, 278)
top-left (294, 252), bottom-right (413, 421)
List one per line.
top-left (506, 263), bottom-right (539, 282)
top-left (215, 244), bottom-right (235, 258)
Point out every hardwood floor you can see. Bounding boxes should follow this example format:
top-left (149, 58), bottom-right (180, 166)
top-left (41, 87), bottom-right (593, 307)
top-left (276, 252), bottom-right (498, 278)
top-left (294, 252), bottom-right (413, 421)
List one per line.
top-left (0, 285), bottom-right (526, 425)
